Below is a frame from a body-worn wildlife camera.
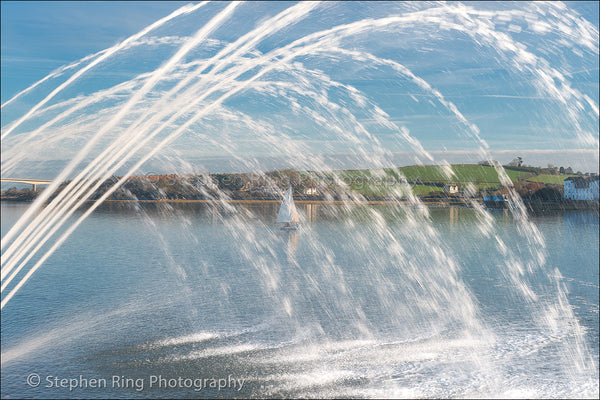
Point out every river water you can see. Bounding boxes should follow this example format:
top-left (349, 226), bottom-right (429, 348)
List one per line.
top-left (1, 201), bottom-right (598, 398)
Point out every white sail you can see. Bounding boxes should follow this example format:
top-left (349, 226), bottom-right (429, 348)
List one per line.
top-left (277, 186), bottom-right (299, 224)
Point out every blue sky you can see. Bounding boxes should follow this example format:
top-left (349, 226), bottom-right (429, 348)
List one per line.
top-left (1, 1), bottom-right (190, 100)
top-left (2, 1), bottom-right (597, 101)
top-left (1, 1), bottom-right (599, 174)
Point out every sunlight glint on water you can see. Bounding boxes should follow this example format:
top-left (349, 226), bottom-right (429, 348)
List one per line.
top-left (1, 2), bottom-right (598, 398)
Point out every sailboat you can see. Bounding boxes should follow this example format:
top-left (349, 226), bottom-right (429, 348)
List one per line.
top-left (277, 186), bottom-right (299, 230)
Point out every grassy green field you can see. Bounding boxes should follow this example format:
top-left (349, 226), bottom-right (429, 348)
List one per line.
top-left (332, 164), bottom-right (576, 197)
top-left (410, 185), bottom-right (444, 196)
top-left (347, 182), bottom-right (444, 197)
top-left (347, 181), bottom-right (396, 197)
top-left (332, 164), bottom-right (530, 183)
top-left (524, 174), bottom-right (576, 184)
top-left (306, 164), bottom-right (575, 197)
top-left (391, 164), bottom-right (530, 183)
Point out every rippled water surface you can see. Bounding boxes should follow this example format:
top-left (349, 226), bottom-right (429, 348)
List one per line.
top-left (1, 201), bottom-right (598, 398)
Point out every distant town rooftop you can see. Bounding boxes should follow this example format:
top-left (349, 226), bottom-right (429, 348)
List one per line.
top-left (564, 176), bottom-right (599, 189)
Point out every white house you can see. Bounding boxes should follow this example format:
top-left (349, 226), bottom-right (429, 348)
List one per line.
top-left (304, 187), bottom-right (318, 196)
top-left (443, 184), bottom-right (460, 194)
top-left (563, 176), bottom-right (599, 200)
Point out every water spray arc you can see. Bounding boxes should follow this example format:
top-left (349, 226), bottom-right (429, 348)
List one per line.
top-left (0, 2), bottom-right (208, 141)
top-left (1, 2), bottom-right (598, 397)
top-left (1, 1), bottom-right (322, 307)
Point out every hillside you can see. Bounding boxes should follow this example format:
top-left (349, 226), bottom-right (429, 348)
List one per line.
top-left (334, 164), bottom-right (567, 197)
top-left (1, 164), bottom-right (588, 202)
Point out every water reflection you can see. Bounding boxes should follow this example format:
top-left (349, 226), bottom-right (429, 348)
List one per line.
top-left (304, 203), bottom-right (318, 224)
top-left (564, 209), bottom-right (599, 226)
top-left (449, 206), bottom-right (458, 225)
top-left (84, 201), bottom-right (508, 226)
top-left (286, 231), bottom-right (298, 255)
top-left (1, 202), bottom-right (598, 398)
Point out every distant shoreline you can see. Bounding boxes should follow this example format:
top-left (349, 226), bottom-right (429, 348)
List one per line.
top-left (3, 164), bottom-right (597, 210)
top-left (2, 197), bottom-right (597, 212)
top-left (0, 197), bottom-right (459, 206)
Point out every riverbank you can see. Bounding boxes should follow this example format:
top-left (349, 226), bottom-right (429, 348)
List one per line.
top-left (2, 196), bottom-right (597, 211)
top-left (524, 200), bottom-right (599, 213)
top-left (0, 197), bottom-right (461, 206)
